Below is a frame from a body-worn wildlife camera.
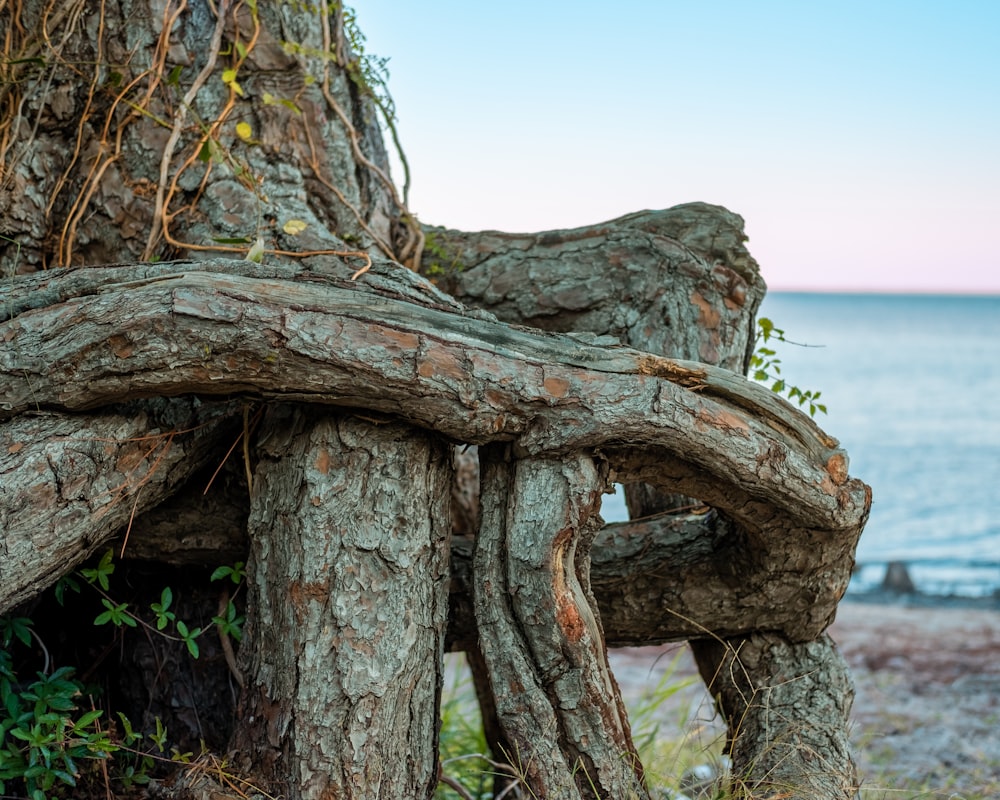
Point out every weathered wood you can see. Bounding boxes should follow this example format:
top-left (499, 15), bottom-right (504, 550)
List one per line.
top-left (229, 409), bottom-right (452, 799)
top-left (473, 445), bottom-right (648, 799)
top-left (0, 399), bottom-right (238, 612)
top-left (1, 261), bottom-right (869, 636)
top-left (77, 482), bottom-right (849, 647)
top-left (422, 203), bottom-right (767, 519)
top-left (422, 202), bottom-right (764, 376)
top-left (431, 215), bottom-right (867, 797)
top-left (0, 262), bottom-right (864, 530)
top-left (2, 0), bottom-right (874, 792)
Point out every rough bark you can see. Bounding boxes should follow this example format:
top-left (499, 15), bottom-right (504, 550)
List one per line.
top-left (229, 408), bottom-right (452, 799)
top-left (421, 203), bottom-right (766, 517)
top-left (474, 445), bottom-right (647, 799)
top-left (428, 217), bottom-right (864, 796)
top-left (0, 398), bottom-right (239, 611)
top-left (0, 261), bottom-right (868, 616)
top-left (88, 488), bottom-right (849, 648)
top-left (422, 203), bottom-right (763, 375)
top-left (691, 634), bottom-right (858, 799)
top-left (0, 0), bottom-right (412, 272)
top-left (1, 0), bottom-right (870, 792)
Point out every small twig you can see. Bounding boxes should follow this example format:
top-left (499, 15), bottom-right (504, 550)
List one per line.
top-left (241, 404), bottom-right (253, 494)
top-left (437, 770), bottom-right (475, 800)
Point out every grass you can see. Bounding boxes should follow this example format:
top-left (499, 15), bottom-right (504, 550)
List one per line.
top-left (436, 648), bottom-right (1000, 800)
top-left (435, 650), bottom-right (729, 800)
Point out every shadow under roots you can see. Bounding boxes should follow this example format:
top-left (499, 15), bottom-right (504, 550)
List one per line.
top-left (23, 559), bottom-right (242, 761)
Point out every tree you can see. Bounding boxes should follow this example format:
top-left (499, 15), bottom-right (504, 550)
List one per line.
top-left (0, 4), bottom-right (870, 799)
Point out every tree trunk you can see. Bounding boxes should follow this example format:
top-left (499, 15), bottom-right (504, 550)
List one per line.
top-left (691, 634), bottom-right (858, 799)
top-left (228, 408), bottom-right (452, 799)
top-left (474, 445), bottom-right (647, 798)
top-left (423, 216), bottom-right (864, 795)
top-left (0, 256), bottom-right (869, 795)
top-left (0, 0), bottom-right (413, 273)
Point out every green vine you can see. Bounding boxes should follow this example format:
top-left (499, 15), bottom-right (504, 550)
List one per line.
top-left (750, 318), bottom-right (827, 417)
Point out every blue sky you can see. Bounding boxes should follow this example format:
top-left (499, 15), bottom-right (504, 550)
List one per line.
top-left (358, 1), bottom-right (999, 293)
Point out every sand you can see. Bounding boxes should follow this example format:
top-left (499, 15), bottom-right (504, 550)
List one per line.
top-left (608, 598), bottom-right (1000, 797)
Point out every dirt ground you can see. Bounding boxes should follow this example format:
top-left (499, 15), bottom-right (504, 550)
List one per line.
top-left (608, 598), bottom-right (1000, 798)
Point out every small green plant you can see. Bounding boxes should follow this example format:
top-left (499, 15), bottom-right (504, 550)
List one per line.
top-left (0, 632), bottom-right (115, 799)
top-left (421, 231), bottom-right (464, 279)
top-left (65, 550), bottom-right (246, 658)
top-left (750, 317), bottom-right (827, 417)
top-left (0, 554), bottom-right (249, 797)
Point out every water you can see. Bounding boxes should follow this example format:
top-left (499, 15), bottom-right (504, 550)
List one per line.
top-left (603, 292), bottom-right (1000, 598)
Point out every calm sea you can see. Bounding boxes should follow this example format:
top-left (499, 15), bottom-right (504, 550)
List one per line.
top-left (603, 292), bottom-right (1000, 598)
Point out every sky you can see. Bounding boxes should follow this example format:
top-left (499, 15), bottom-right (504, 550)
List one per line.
top-left (357, 1), bottom-right (999, 294)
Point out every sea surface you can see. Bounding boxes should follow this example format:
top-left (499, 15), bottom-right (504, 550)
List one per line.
top-left (602, 292), bottom-right (1000, 598)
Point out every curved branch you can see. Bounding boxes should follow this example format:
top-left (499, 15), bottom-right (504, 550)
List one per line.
top-left (1, 261), bottom-right (868, 540)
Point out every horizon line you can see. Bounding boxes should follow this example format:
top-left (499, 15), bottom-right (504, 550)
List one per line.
top-left (766, 286), bottom-right (1000, 298)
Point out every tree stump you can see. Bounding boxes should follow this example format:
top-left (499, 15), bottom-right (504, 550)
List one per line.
top-left (0, 2), bottom-right (871, 797)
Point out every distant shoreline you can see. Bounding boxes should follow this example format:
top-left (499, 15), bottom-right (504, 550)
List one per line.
top-left (843, 588), bottom-right (999, 611)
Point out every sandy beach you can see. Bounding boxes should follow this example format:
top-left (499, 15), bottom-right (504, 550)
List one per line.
top-left (608, 598), bottom-right (1000, 797)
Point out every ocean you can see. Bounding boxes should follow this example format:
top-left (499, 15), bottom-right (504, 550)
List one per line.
top-left (602, 292), bottom-right (1000, 598)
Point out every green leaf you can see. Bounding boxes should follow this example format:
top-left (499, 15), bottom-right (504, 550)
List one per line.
top-left (80, 549), bottom-right (115, 591)
top-left (210, 561), bottom-right (244, 584)
top-left (53, 576), bottom-right (80, 606)
top-left (72, 710), bottom-right (103, 731)
top-left (149, 718), bottom-right (167, 752)
top-left (0, 617), bottom-right (33, 647)
top-left (116, 712), bottom-right (138, 745)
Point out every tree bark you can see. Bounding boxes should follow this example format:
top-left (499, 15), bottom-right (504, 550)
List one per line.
top-left (691, 634), bottom-right (858, 799)
top-left (425, 216), bottom-right (864, 796)
top-left (0, 0), bottom-right (413, 272)
top-left (2, 0), bottom-right (871, 793)
top-left (1, 260), bottom-right (868, 615)
top-left (474, 445), bottom-right (647, 799)
top-left (0, 398), bottom-right (239, 611)
top-left (228, 408), bottom-right (452, 799)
